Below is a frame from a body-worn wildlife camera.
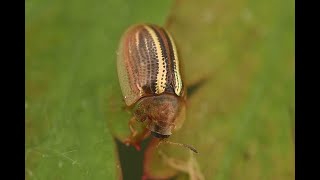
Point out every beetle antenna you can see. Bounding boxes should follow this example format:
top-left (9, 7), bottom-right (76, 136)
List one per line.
top-left (158, 139), bottom-right (198, 154)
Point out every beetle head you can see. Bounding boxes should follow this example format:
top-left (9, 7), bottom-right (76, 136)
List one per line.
top-left (133, 94), bottom-right (181, 137)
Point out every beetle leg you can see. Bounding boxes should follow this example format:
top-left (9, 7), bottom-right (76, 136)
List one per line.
top-left (128, 117), bottom-right (138, 137)
top-left (124, 117), bottom-right (139, 145)
top-left (124, 117), bottom-right (150, 151)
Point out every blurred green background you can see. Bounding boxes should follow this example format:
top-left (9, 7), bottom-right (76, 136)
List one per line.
top-left (26, 0), bottom-right (294, 179)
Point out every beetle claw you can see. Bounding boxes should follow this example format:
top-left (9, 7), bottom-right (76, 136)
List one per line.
top-left (123, 138), bottom-right (141, 151)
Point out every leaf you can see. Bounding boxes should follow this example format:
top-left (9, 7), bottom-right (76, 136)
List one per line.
top-left (26, 0), bottom-right (173, 179)
top-left (143, 0), bottom-right (294, 179)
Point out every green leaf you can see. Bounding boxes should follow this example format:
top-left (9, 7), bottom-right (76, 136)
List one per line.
top-left (26, 0), bottom-right (173, 179)
top-left (144, 0), bottom-right (294, 179)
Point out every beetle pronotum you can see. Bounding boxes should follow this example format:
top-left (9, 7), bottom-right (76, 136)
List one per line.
top-left (117, 24), bottom-right (197, 153)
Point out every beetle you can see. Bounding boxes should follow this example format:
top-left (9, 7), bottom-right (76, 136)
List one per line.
top-left (117, 24), bottom-right (197, 153)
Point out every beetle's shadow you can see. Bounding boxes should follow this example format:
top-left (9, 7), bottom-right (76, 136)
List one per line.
top-left (186, 77), bottom-right (209, 98)
top-left (115, 137), bottom-right (150, 180)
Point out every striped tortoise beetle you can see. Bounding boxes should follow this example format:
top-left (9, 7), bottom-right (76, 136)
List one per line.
top-left (117, 24), bottom-right (197, 153)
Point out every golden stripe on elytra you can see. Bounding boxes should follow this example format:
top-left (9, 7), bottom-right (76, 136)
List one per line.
top-left (135, 31), bottom-right (140, 49)
top-left (164, 29), bottom-right (182, 95)
top-left (144, 25), bottom-right (167, 94)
